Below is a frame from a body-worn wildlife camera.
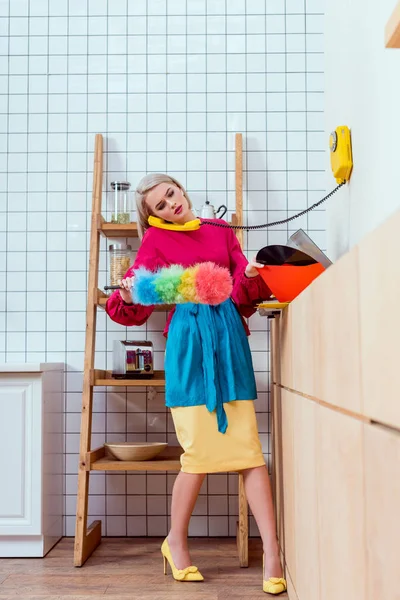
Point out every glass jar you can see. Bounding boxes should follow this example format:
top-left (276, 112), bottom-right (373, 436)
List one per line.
top-left (109, 244), bottom-right (132, 288)
top-left (109, 181), bottom-right (131, 224)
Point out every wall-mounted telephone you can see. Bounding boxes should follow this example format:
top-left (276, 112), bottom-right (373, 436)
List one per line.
top-left (329, 125), bottom-right (353, 184)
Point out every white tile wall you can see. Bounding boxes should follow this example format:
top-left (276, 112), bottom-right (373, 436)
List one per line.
top-left (0, 0), bottom-right (324, 537)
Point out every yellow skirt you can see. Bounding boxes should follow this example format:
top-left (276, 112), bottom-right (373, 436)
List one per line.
top-left (170, 400), bottom-right (266, 473)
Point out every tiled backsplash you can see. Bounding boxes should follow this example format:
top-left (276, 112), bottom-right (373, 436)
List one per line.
top-left (0, 0), bottom-right (325, 537)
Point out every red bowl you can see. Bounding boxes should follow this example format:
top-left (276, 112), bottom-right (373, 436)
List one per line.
top-left (256, 262), bottom-right (325, 302)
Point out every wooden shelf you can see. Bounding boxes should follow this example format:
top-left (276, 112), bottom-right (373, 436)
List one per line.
top-left (96, 289), bottom-right (173, 312)
top-left (75, 132), bottom-right (250, 569)
top-left (386, 0), bottom-right (400, 47)
top-left (98, 216), bottom-right (139, 238)
top-left (91, 369), bottom-right (165, 387)
top-left (86, 445), bottom-right (182, 472)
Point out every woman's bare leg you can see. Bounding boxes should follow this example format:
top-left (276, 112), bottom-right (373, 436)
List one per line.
top-left (242, 465), bottom-right (283, 579)
top-left (166, 471), bottom-right (206, 568)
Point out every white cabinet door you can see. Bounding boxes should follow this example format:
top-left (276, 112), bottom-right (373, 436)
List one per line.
top-left (0, 375), bottom-right (42, 535)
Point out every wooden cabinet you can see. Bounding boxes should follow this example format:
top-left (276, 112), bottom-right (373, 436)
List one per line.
top-left (363, 422), bottom-right (400, 600)
top-left (386, 0), bottom-right (400, 47)
top-left (316, 405), bottom-right (366, 600)
top-left (269, 208), bottom-right (400, 600)
top-left (0, 364), bottom-right (64, 557)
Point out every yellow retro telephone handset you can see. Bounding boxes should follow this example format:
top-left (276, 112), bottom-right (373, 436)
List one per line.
top-left (148, 127), bottom-right (353, 233)
top-left (148, 215), bottom-right (201, 231)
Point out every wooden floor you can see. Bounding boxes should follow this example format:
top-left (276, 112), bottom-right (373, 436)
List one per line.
top-left (0, 538), bottom-right (288, 599)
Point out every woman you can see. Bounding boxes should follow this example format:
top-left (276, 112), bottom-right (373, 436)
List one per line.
top-left (106, 174), bottom-right (286, 595)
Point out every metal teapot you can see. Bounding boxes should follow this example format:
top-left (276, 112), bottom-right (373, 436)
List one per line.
top-left (200, 200), bottom-right (228, 220)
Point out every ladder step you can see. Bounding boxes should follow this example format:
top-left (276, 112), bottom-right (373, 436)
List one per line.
top-left (91, 369), bottom-right (166, 387)
top-left (86, 445), bottom-right (183, 472)
top-left (96, 289), bottom-right (173, 312)
top-left (98, 218), bottom-right (139, 238)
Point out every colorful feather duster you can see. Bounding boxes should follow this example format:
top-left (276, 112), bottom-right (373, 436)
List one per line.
top-left (133, 262), bottom-right (233, 306)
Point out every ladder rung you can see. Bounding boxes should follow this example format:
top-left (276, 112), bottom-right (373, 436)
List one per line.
top-left (96, 290), bottom-right (173, 312)
top-left (98, 218), bottom-right (139, 238)
top-left (86, 445), bottom-right (183, 472)
top-left (91, 369), bottom-right (166, 387)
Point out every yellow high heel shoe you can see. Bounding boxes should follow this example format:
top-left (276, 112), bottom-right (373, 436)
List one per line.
top-left (263, 554), bottom-right (287, 595)
top-left (161, 538), bottom-right (204, 582)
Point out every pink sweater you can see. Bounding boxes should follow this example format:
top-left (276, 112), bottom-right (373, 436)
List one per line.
top-left (105, 219), bottom-right (271, 336)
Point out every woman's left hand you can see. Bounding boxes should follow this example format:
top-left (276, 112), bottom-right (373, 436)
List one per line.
top-left (245, 257), bottom-right (265, 278)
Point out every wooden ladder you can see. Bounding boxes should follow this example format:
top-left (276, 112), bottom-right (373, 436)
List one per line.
top-left (74, 133), bottom-right (249, 568)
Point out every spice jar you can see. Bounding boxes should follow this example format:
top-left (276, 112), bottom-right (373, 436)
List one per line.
top-left (109, 181), bottom-right (131, 224)
top-left (109, 244), bottom-right (132, 288)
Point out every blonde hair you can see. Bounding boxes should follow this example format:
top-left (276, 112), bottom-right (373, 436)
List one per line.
top-left (135, 173), bottom-right (193, 238)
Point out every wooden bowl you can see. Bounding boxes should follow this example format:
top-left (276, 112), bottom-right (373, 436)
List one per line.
top-left (105, 442), bottom-right (167, 461)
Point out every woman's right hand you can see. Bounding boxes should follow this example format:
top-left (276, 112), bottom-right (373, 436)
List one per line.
top-left (118, 277), bottom-right (134, 304)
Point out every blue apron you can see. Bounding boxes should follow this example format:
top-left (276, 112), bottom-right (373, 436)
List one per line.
top-left (165, 299), bottom-right (257, 433)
